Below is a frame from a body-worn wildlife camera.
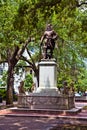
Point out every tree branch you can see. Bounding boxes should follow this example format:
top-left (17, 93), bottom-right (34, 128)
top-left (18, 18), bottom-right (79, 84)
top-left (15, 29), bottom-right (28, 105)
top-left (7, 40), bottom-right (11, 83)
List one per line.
top-left (16, 37), bottom-right (31, 60)
top-left (26, 47), bottom-right (36, 66)
top-left (77, 2), bottom-right (87, 7)
top-left (26, 47), bottom-right (38, 71)
top-left (21, 55), bottom-right (33, 68)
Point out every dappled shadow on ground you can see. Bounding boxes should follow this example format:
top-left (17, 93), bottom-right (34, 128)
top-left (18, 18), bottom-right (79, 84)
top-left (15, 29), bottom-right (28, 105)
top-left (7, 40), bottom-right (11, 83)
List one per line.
top-left (50, 118), bottom-right (87, 130)
top-left (0, 116), bottom-right (58, 130)
top-left (0, 116), bottom-right (87, 130)
top-left (50, 125), bottom-right (87, 130)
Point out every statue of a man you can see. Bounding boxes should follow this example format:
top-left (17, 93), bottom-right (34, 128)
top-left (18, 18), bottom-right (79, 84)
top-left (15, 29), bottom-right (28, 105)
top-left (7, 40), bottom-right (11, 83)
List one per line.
top-left (40, 24), bottom-right (58, 59)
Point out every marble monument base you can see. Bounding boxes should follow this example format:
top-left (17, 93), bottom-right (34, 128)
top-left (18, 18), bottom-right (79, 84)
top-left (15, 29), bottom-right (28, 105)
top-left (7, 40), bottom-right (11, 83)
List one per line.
top-left (18, 59), bottom-right (75, 110)
top-left (18, 93), bottom-right (75, 110)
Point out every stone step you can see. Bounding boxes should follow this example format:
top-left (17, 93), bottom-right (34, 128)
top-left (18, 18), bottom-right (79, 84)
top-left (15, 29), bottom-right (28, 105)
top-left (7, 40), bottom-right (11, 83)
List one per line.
top-left (9, 107), bottom-right (82, 116)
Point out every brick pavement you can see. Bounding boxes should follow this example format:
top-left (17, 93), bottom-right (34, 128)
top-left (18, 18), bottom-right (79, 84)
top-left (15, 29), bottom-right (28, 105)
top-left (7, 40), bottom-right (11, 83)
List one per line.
top-left (0, 107), bottom-right (87, 121)
top-left (0, 102), bottom-right (87, 130)
top-left (0, 102), bottom-right (87, 119)
top-left (0, 112), bottom-right (87, 130)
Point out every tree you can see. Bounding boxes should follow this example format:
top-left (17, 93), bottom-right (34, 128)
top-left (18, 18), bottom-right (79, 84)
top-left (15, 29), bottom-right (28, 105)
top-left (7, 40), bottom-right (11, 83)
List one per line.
top-left (0, 0), bottom-right (87, 105)
top-left (0, 1), bottom-right (31, 105)
top-left (17, 0), bottom-right (87, 88)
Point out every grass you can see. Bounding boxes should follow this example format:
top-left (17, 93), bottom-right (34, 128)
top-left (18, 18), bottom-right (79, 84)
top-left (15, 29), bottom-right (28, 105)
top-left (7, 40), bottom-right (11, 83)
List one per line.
top-left (50, 125), bottom-right (87, 130)
top-left (83, 105), bottom-right (87, 110)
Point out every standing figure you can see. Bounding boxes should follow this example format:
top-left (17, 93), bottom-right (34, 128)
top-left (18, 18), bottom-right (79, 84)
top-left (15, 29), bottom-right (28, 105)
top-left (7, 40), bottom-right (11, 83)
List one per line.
top-left (18, 81), bottom-right (25, 94)
top-left (62, 81), bottom-right (70, 95)
top-left (70, 82), bottom-right (75, 94)
top-left (40, 24), bottom-right (58, 59)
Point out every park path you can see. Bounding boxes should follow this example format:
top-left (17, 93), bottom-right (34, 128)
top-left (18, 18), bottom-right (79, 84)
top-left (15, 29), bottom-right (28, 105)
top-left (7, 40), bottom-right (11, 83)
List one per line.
top-left (0, 102), bottom-right (87, 120)
top-left (0, 102), bottom-right (87, 130)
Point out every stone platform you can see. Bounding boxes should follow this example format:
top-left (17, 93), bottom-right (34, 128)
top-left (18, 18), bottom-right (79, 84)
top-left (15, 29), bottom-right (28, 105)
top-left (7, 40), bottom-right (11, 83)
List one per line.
top-left (9, 107), bottom-right (81, 116)
top-left (18, 92), bottom-right (75, 110)
top-left (18, 59), bottom-right (75, 110)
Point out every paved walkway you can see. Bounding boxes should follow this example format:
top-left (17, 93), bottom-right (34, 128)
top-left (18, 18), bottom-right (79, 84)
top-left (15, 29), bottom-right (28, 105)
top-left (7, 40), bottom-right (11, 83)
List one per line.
top-left (0, 102), bottom-right (87, 121)
top-left (0, 107), bottom-right (87, 121)
top-left (0, 101), bottom-right (87, 130)
top-left (0, 116), bottom-right (86, 130)
top-left (0, 109), bottom-right (87, 130)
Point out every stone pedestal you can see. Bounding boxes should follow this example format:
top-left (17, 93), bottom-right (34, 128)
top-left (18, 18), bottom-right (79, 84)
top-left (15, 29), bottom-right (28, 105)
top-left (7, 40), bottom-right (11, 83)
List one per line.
top-left (18, 94), bottom-right (75, 110)
top-left (37, 59), bottom-right (57, 91)
top-left (18, 59), bottom-right (75, 110)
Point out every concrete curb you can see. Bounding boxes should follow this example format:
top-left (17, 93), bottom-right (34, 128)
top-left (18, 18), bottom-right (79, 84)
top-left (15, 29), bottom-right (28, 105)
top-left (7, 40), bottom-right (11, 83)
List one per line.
top-left (2, 113), bottom-right (87, 122)
top-left (1, 107), bottom-right (87, 122)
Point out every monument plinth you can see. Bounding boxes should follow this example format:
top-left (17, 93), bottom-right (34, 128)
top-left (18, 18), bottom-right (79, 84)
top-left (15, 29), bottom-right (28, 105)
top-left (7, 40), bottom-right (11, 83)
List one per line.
top-left (36, 59), bottom-right (58, 94)
top-left (18, 59), bottom-right (75, 110)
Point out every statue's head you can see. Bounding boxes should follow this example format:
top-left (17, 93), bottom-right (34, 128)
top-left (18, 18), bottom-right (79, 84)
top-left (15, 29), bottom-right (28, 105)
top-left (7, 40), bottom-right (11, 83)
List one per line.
top-left (46, 24), bottom-right (52, 31)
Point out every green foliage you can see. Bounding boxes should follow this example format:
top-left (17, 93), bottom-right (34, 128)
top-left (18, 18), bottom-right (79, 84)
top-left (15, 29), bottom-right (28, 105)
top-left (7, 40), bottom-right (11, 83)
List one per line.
top-left (0, 71), bottom-right (7, 88)
top-left (15, 60), bottom-right (27, 75)
top-left (0, 89), bottom-right (6, 100)
top-left (83, 106), bottom-right (87, 110)
top-left (24, 74), bottom-right (33, 91)
top-left (76, 69), bottom-right (87, 92)
top-left (0, 0), bottom-right (87, 95)
top-left (0, 88), bottom-right (17, 101)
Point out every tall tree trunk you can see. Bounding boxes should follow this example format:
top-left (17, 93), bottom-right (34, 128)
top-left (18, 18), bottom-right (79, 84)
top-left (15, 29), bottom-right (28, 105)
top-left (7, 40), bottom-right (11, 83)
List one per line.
top-left (34, 68), bottom-right (39, 87)
top-left (6, 63), bottom-right (14, 105)
top-left (6, 37), bottom-right (31, 105)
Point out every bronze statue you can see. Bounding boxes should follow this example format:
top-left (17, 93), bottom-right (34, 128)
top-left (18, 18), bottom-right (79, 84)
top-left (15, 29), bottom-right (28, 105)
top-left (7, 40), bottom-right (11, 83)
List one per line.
top-left (40, 24), bottom-right (57, 59)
